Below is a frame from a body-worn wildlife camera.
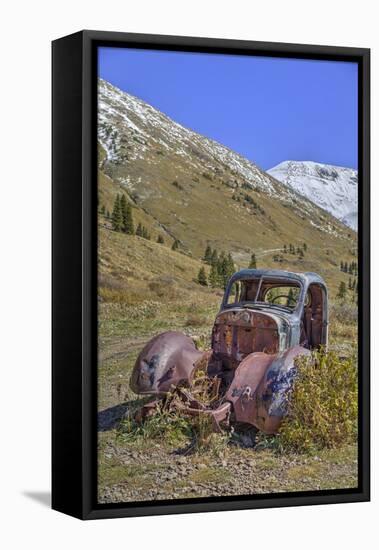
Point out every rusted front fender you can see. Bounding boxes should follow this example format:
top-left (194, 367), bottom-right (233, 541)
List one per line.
top-left (225, 346), bottom-right (310, 433)
top-left (130, 331), bottom-right (205, 395)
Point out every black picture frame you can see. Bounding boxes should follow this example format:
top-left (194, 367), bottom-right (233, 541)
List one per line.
top-left (52, 30), bottom-right (370, 520)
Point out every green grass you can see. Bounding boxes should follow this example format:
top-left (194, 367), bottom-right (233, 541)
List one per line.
top-left (118, 402), bottom-right (193, 448)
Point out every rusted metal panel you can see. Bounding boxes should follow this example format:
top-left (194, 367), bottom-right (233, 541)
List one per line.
top-left (225, 352), bottom-right (273, 424)
top-left (225, 346), bottom-right (310, 433)
top-left (212, 310), bottom-right (280, 368)
top-left (130, 331), bottom-right (204, 395)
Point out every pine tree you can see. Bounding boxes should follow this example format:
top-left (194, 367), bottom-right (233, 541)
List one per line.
top-left (100, 205), bottom-right (106, 215)
top-left (172, 239), bottom-right (179, 251)
top-left (111, 194), bottom-right (122, 232)
top-left (141, 226), bottom-right (150, 240)
top-left (337, 281), bottom-right (347, 301)
top-left (197, 267), bottom-right (207, 286)
top-left (210, 249), bottom-right (218, 267)
top-left (340, 261), bottom-right (344, 272)
top-left (217, 251), bottom-right (225, 278)
top-left (212, 252), bottom-right (224, 288)
top-left (157, 235), bottom-right (164, 244)
top-left (217, 253), bottom-right (235, 289)
top-left (203, 245), bottom-right (212, 264)
top-left (120, 196), bottom-right (134, 235)
top-left (303, 243), bottom-right (307, 252)
top-left (128, 203), bottom-right (135, 234)
top-left (348, 277), bottom-right (352, 290)
top-left (220, 256), bottom-right (229, 289)
top-left (344, 261), bottom-right (348, 273)
top-left (120, 195), bottom-right (127, 232)
top-left (283, 244), bottom-right (287, 253)
top-left (226, 253), bottom-right (235, 278)
top-left (209, 263), bottom-right (219, 288)
top-left (136, 222), bottom-right (143, 237)
top-left (249, 253), bottom-right (257, 269)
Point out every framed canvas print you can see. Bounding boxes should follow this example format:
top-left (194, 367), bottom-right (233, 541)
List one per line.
top-left (52, 30), bottom-right (370, 519)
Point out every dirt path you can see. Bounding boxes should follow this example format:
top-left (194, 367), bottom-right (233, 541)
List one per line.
top-left (99, 336), bottom-right (148, 363)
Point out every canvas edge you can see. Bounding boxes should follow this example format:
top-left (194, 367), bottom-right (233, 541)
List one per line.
top-left (52, 30), bottom-right (370, 520)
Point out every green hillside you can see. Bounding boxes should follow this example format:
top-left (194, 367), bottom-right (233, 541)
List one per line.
top-left (98, 162), bottom-right (356, 298)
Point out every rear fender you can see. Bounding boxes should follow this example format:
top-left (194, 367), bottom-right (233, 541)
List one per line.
top-left (226, 346), bottom-right (310, 433)
top-left (130, 331), bottom-right (205, 395)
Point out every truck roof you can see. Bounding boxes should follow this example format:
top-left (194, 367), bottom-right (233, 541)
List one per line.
top-left (229, 268), bottom-right (326, 288)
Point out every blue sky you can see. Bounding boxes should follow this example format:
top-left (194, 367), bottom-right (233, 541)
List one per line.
top-left (98, 47), bottom-right (358, 170)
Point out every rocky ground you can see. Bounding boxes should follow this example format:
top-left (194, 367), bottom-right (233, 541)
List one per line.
top-left (98, 427), bottom-right (358, 504)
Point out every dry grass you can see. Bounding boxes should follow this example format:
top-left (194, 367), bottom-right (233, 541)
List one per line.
top-left (185, 315), bottom-right (206, 327)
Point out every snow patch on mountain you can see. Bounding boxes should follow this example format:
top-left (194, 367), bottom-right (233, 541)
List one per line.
top-left (268, 160), bottom-right (358, 230)
top-left (98, 78), bottom-right (276, 195)
top-left (97, 79), bottom-right (353, 238)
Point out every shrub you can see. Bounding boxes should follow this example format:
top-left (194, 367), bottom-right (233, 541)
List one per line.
top-left (148, 276), bottom-right (178, 299)
top-left (186, 364), bottom-right (230, 455)
top-left (202, 172), bottom-right (213, 181)
top-left (277, 348), bottom-right (358, 453)
top-left (185, 315), bottom-right (206, 327)
top-left (191, 416), bottom-right (229, 456)
top-left (329, 302), bottom-right (358, 325)
top-left (118, 400), bottom-right (192, 447)
top-left (99, 287), bottom-right (129, 304)
top-left (172, 180), bottom-right (184, 190)
top-left (197, 266), bottom-right (208, 286)
top-left (126, 300), bottom-right (161, 320)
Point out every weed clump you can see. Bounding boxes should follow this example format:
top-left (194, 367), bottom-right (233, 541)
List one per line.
top-left (180, 361), bottom-right (230, 456)
top-left (277, 348), bottom-right (358, 454)
top-left (118, 400), bottom-right (192, 448)
top-left (118, 363), bottom-right (230, 456)
top-left (185, 315), bottom-right (206, 327)
top-left (329, 302), bottom-right (358, 325)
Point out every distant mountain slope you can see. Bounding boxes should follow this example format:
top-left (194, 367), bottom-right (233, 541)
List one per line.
top-left (268, 160), bottom-right (358, 230)
top-left (97, 78), bottom-right (357, 295)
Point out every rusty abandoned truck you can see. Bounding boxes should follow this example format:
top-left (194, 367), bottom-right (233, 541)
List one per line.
top-left (131, 269), bottom-right (328, 434)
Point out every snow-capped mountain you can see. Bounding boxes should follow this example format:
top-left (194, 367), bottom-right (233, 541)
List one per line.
top-left (268, 161), bottom-right (358, 231)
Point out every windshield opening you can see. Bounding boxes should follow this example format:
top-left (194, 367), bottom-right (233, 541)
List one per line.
top-left (225, 277), bottom-right (303, 311)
